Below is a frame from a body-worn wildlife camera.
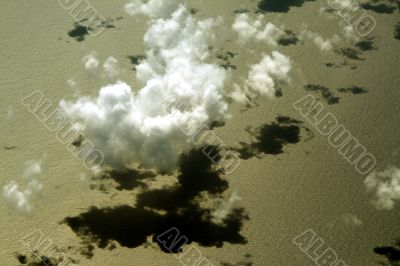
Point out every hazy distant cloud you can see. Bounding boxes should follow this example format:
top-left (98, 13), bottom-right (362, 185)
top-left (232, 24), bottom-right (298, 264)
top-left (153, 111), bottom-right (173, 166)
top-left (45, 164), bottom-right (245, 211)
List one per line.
top-left (300, 29), bottom-right (340, 51)
top-left (2, 158), bottom-right (45, 216)
top-left (365, 167), bottom-right (400, 210)
top-left (212, 190), bottom-right (241, 224)
top-left (299, 21), bottom-right (365, 53)
top-left (342, 213), bottom-right (363, 226)
top-left (342, 25), bottom-right (361, 43)
top-left (1, 105), bottom-right (15, 121)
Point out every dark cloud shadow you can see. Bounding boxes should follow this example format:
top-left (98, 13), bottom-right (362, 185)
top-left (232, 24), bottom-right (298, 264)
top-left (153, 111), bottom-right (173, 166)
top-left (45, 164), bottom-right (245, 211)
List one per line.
top-left (63, 147), bottom-right (248, 255)
top-left (233, 9), bottom-right (250, 14)
top-left (15, 251), bottom-right (76, 266)
top-left (68, 22), bottom-right (90, 42)
top-left (257, 0), bottom-right (315, 13)
top-left (233, 116), bottom-right (313, 159)
top-left (221, 253), bottom-right (253, 266)
top-left (374, 239), bottom-right (400, 265)
top-left (67, 17), bottom-right (122, 42)
top-left (304, 84), bottom-right (340, 105)
top-left (99, 169), bottom-right (157, 191)
top-left (337, 86), bottom-right (368, 94)
top-left (355, 39), bottom-right (377, 51)
top-left (126, 55), bottom-right (146, 70)
top-left (395, 22), bottom-right (400, 40)
top-left (335, 47), bottom-right (364, 61)
top-left (278, 30), bottom-right (300, 46)
top-left (324, 61), bottom-right (358, 70)
top-left (216, 50), bottom-right (238, 70)
top-left (361, 2), bottom-right (397, 14)
top-left (334, 37), bottom-right (377, 61)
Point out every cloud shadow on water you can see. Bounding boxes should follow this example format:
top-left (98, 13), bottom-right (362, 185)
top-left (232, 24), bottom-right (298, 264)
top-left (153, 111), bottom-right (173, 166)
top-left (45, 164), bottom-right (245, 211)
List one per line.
top-left (337, 86), bottom-right (368, 94)
top-left (257, 0), bottom-right (315, 13)
top-left (63, 146), bottom-right (248, 255)
top-left (361, 2), bottom-right (397, 14)
top-left (233, 116), bottom-right (313, 159)
top-left (126, 55), bottom-right (146, 70)
top-left (395, 22), bottom-right (400, 40)
top-left (67, 17), bottom-right (122, 42)
top-left (304, 84), bottom-right (340, 105)
top-left (68, 22), bottom-right (90, 42)
top-left (100, 169), bottom-right (157, 191)
top-left (278, 30), bottom-right (300, 46)
top-left (374, 239), bottom-right (400, 265)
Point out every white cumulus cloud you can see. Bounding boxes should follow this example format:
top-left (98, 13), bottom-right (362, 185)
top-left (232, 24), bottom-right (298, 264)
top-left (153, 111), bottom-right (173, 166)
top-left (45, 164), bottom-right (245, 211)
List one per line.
top-left (2, 158), bottom-right (45, 216)
top-left (124, 0), bottom-right (181, 18)
top-left (365, 167), bottom-right (400, 210)
top-left (60, 3), bottom-right (229, 172)
top-left (231, 51), bottom-right (291, 104)
top-left (82, 52), bottom-right (100, 76)
top-left (232, 13), bottom-right (285, 46)
top-left (103, 56), bottom-right (119, 81)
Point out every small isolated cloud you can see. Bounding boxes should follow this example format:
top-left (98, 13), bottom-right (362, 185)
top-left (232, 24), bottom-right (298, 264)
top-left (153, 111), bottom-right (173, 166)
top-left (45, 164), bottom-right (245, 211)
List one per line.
top-left (2, 158), bottom-right (45, 215)
top-left (247, 52), bottom-right (291, 97)
top-left (231, 51), bottom-right (291, 105)
top-left (212, 190), bottom-right (242, 224)
top-left (365, 167), bottom-right (400, 210)
top-left (342, 25), bottom-right (361, 44)
top-left (103, 56), bottom-right (119, 81)
top-left (342, 213), bottom-right (362, 226)
top-left (6, 105), bottom-right (14, 120)
top-left (124, 0), bottom-right (181, 18)
top-left (82, 52), bottom-right (100, 76)
top-left (232, 13), bottom-right (285, 46)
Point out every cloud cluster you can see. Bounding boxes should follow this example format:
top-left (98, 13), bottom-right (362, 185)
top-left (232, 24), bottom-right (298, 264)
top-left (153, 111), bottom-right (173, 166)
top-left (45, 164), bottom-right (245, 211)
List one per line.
top-left (232, 13), bottom-right (285, 46)
top-left (61, 2), bottom-right (229, 172)
top-left (231, 51), bottom-right (292, 104)
top-left (82, 53), bottom-right (120, 81)
top-left (365, 167), bottom-right (400, 210)
top-left (299, 29), bottom-right (340, 51)
top-left (299, 18), bottom-right (362, 52)
top-left (2, 159), bottom-right (45, 215)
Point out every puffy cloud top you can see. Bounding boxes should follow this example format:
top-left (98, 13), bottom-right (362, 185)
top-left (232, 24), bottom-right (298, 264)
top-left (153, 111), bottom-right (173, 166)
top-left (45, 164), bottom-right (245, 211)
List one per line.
top-left (232, 13), bottom-right (285, 46)
top-left (2, 158), bottom-right (45, 216)
top-left (61, 4), bottom-right (229, 172)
